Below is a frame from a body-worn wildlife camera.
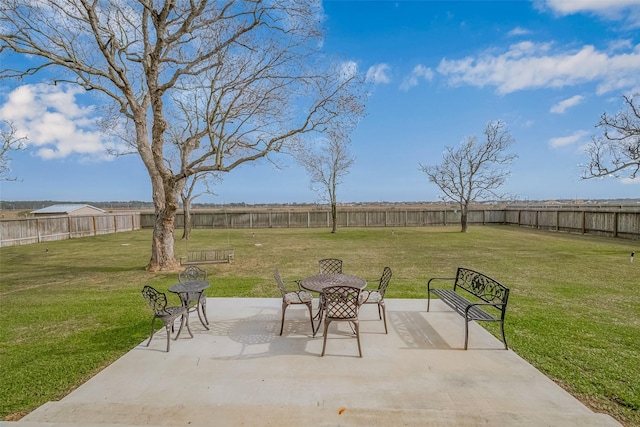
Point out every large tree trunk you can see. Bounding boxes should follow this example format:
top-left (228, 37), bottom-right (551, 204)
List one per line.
top-left (148, 208), bottom-right (179, 271)
top-left (146, 172), bottom-right (181, 271)
top-left (460, 203), bottom-right (469, 233)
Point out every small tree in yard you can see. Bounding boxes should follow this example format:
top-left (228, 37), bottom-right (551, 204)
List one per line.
top-left (583, 93), bottom-right (640, 181)
top-left (420, 120), bottom-right (516, 233)
top-left (296, 132), bottom-right (354, 233)
top-left (181, 171), bottom-right (219, 241)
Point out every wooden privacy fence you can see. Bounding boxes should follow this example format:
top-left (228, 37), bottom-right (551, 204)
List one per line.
top-left (157, 209), bottom-right (507, 229)
top-left (1, 208), bottom-right (638, 247)
top-left (144, 208), bottom-right (639, 239)
top-left (504, 209), bottom-right (640, 240)
top-left (0, 213), bottom-right (141, 247)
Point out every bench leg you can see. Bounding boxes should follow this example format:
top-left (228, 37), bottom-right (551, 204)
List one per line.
top-left (501, 322), bottom-right (508, 350)
top-left (427, 293), bottom-right (431, 312)
top-left (464, 318), bottom-right (469, 350)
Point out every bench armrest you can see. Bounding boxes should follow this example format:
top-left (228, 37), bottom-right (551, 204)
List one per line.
top-left (464, 301), bottom-right (507, 315)
top-left (427, 277), bottom-right (456, 291)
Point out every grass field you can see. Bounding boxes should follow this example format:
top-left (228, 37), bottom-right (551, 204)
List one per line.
top-left (0, 225), bottom-right (638, 425)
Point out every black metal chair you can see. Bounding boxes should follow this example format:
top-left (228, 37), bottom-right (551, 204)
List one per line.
top-left (318, 258), bottom-right (343, 274)
top-left (141, 285), bottom-right (192, 352)
top-left (359, 266), bottom-right (392, 333)
top-left (178, 266), bottom-right (209, 328)
top-left (274, 268), bottom-right (315, 335)
top-left (320, 285), bottom-right (362, 357)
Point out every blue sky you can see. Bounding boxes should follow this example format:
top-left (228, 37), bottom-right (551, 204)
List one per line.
top-left (1, 0), bottom-right (640, 204)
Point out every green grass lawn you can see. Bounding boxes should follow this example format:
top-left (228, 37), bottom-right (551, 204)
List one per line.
top-left (0, 226), bottom-right (638, 425)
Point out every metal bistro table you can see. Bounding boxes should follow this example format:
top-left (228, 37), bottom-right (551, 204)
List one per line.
top-left (300, 274), bottom-right (367, 332)
top-left (168, 280), bottom-right (211, 330)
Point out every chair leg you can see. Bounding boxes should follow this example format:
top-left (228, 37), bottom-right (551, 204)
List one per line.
top-left (174, 316), bottom-right (184, 340)
top-left (354, 321), bottom-right (362, 357)
top-left (164, 324), bottom-right (171, 352)
top-left (279, 303), bottom-right (288, 335)
top-left (313, 300), bottom-right (325, 337)
top-left (321, 319), bottom-right (331, 356)
top-left (146, 317), bottom-right (156, 347)
top-left (306, 302), bottom-right (315, 335)
top-left (380, 302), bottom-right (388, 334)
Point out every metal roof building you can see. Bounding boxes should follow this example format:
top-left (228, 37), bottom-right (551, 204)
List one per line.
top-left (31, 204), bottom-right (106, 216)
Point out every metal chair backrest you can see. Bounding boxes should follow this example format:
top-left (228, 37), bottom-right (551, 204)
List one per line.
top-left (318, 258), bottom-right (343, 274)
top-left (141, 285), bottom-right (169, 315)
top-left (273, 268), bottom-right (288, 297)
top-left (322, 285), bottom-right (360, 320)
top-left (377, 267), bottom-right (393, 297)
top-left (179, 265), bottom-right (207, 282)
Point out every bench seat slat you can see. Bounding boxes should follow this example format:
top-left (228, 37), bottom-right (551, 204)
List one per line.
top-left (430, 289), bottom-right (496, 321)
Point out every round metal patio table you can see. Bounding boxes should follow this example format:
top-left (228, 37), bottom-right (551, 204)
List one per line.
top-left (299, 274), bottom-right (367, 329)
top-left (168, 280), bottom-right (210, 330)
top-left (299, 274), bottom-right (367, 293)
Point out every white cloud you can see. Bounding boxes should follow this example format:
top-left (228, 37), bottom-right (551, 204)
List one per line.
top-left (621, 177), bottom-right (640, 184)
top-left (400, 64), bottom-right (434, 91)
top-left (0, 84), bottom-right (117, 160)
top-left (365, 63), bottom-right (391, 84)
top-left (437, 42), bottom-right (640, 95)
top-left (549, 130), bottom-right (590, 148)
top-left (550, 95), bottom-right (585, 114)
top-left (542, 0), bottom-right (640, 27)
top-left (508, 27), bottom-right (530, 36)
top-left (544, 0), bottom-right (640, 15)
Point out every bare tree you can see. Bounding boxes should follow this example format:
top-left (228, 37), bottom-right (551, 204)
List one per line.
top-left (180, 171), bottom-right (219, 240)
top-left (1, 1), bottom-right (366, 270)
top-left (420, 120), bottom-right (516, 232)
top-left (583, 93), bottom-right (640, 181)
top-left (296, 132), bottom-right (354, 233)
top-left (0, 120), bottom-right (26, 181)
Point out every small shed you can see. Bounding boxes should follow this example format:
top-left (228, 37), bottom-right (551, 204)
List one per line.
top-left (31, 204), bottom-right (106, 217)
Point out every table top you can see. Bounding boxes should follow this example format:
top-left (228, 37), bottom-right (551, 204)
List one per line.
top-left (168, 280), bottom-right (210, 294)
top-left (299, 274), bottom-right (367, 293)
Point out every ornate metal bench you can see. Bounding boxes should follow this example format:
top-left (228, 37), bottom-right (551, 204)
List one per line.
top-left (180, 248), bottom-right (234, 265)
top-left (427, 267), bottom-right (510, 350)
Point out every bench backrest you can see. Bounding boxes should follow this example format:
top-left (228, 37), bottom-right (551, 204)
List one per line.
top-left (454, 267), bottom-right (509, 310)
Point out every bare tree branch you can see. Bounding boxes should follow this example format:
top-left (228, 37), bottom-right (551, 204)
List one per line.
top-left (0, 120), bottom-right (27, 181)
top-left (582, 93), bottom-right (640, 180)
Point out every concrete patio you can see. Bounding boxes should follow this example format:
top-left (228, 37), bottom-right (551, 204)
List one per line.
top-left (5, 298), bottom-right (621, 426)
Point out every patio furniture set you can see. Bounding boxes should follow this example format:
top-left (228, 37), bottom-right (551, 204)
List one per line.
top-left (141, 265), bottom-right (210, 352)
top-left (141, 261), bottom-right (510, 355)
top-left (276, 258), bottom-right (393, 357)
